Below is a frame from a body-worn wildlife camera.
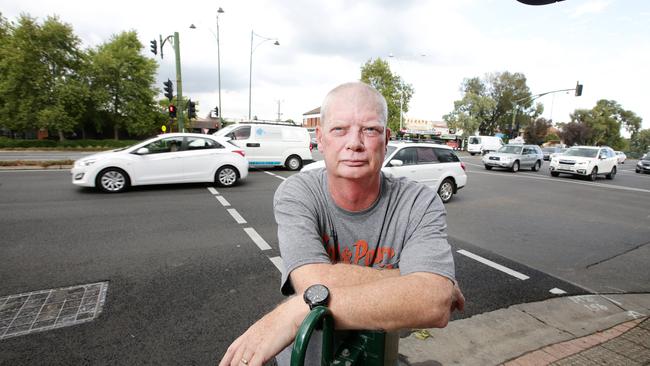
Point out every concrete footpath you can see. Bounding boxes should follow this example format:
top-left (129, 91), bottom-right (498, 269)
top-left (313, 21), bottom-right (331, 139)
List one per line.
top-left (399, 294), bottom-right (650, 365)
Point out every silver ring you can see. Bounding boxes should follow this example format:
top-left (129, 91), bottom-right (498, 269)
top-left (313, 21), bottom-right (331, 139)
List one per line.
top-left (241, 358), bottom-right (249, 365)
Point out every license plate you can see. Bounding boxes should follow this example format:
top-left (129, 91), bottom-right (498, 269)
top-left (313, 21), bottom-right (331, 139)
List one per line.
top-left (559, 164), bottom-right (571, 170)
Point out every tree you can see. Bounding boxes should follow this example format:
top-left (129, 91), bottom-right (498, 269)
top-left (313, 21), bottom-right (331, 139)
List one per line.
top-left (558, 121), bottom-right (593, 146)
top-left (88, 31), bottom-right (159, 139)
top-left (631, 129), bottom-right (650, 154)
top-left (445, 72), bottom-right (534, 136)
top-left (524, 117), bottom-right (552, 145)
top-left (569, 99), bottom-right (641, 150)
top-left (0, 15), bottom-right (86, 140)
top-left (360, 58), bottom-right (413, 134)
top-left (544, 132), bottom-right (560, 143)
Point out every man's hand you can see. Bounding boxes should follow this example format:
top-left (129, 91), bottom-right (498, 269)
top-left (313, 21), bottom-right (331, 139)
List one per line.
top-left (218, 297), bottom-right (308, 366)
top-left (451, 283), bottom-right (465, 313)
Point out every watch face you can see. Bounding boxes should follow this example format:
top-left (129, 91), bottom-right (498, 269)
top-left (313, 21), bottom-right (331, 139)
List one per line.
top-left (305, 284), bottom-right (329, 305)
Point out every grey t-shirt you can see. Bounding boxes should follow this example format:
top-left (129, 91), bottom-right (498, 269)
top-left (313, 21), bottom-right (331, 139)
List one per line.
top-left (274, 168), bottom-right (455, 295)
top-left (273, 168), bottom-right (455, 365)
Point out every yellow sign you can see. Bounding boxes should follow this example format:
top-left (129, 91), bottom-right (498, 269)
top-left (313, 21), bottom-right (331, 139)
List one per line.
top-left (161, 125), bottom-right (167, 132)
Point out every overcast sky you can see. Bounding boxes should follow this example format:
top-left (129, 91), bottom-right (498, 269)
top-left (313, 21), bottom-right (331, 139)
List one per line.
top-left (4, 0), bottom-right (650, 131)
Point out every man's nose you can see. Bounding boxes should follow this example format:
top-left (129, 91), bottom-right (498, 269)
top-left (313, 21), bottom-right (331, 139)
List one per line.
top-left (345, 130), bottom-right (364, 151)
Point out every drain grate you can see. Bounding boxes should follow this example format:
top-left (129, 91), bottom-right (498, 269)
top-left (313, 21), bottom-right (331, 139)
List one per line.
top-left (0, 281), bottom-right (108, 340)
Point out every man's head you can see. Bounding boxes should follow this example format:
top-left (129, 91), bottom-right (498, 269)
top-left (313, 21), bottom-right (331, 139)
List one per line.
top-left (317, 82), bottom-right (390, 181)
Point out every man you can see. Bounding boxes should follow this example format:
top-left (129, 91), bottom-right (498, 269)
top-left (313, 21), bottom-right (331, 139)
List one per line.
top-left (219, 82), bottom-right (464, 366)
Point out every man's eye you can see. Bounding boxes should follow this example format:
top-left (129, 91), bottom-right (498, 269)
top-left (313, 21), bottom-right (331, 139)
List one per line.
top-left (364, 128), bottom-right (380, 134)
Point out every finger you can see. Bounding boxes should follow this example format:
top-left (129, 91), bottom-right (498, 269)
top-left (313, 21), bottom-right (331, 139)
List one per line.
top-left (240, 349), bottom-right (255, 366)
top-left (220, 337), bottom-right (244, 366)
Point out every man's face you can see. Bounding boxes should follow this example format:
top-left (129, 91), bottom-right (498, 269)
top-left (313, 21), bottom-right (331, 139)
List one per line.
top-left (317, 94), bottom-right (390, 180)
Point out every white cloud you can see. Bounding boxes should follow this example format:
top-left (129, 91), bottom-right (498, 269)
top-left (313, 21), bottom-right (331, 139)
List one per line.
top-left (569, 0), bottom-right (612, 19)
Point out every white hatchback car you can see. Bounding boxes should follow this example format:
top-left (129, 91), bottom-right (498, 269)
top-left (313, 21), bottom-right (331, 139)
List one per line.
top-left (549, 146), bottom-right (618, 181)
top-left (71, 133), bottom-right (249, 193)
top-left (301, 142), bottom-right (467, 203)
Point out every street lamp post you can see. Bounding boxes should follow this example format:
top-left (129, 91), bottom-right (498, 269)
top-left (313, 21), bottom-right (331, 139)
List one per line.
top-left (189, 6), bottom-right (225, 126)
top-left (249, 30), bottom-right (279, 121)
top-left (388, 53), bottom-right (425, 134)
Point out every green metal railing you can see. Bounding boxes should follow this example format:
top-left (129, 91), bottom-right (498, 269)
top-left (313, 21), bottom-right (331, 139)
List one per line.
top-left (291, 306), bottom-right (398, 366)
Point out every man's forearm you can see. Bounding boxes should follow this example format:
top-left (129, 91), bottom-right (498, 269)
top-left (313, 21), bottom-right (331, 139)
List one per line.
top-left (290, 263), bottom-right (399, 294)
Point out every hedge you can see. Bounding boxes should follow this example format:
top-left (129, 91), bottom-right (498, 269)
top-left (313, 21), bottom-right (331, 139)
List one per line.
top-left (0, 137), bottom-right (139, 150)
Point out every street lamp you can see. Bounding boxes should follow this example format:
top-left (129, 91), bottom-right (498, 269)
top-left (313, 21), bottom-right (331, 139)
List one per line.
top-left (388, 53), bottom-right (426, 133)
top-left (249, 30), bottom-right (279, 121)
top-left (189, 6), bottom-right (225, 126)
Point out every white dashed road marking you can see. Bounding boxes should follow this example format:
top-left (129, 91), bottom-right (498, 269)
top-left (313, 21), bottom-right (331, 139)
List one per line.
top-left (215, 195), bottom-right (231, 207)
top-left (268, 257), bottom-right (283, 272)
top-left (261, 170), bottom-right (287, 181)
top-left (207, 187), bottom-right (219, 195)
top-left (457, 249), bottom-right (530, 280)
top-left (243, 227), bottom-right (272, 251)
top-left (226, 208), bottom-right (247, 224)
top-left (550, 288), bottom-right (567, 295)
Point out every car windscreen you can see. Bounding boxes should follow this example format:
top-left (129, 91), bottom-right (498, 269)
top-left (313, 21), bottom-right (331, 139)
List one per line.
top-left (469, 137), bottom-right (480, 144)
top-left (642, 154), bottom-right (650, 160)
top-left (565, 148), bottom-right (599, 158)
top-left (384, 146), bottom-right (397, 162)
top-left (497, 145), bottom-right (523, 154)
top-left (542, 147), bottom-right (556, 153)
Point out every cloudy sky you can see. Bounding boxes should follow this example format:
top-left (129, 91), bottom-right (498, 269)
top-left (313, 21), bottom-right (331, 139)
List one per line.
top-left (4, 0), bottom-right (650, 131)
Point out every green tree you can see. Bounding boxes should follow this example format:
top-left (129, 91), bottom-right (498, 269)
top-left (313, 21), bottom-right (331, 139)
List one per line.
top-left (631, 129), bottom-right (650, 154)
top-left (88, 31), bottom-right (159, 139)
top-left (570, 99), bottom-right (641, 150)
top-left (0, 15), bottom-right (86, 140)
top-left (524, 117), bottom-right (552, 145)
top-left (544, 132), bottom-right (560, 143)
top-left (360, 58), bottom-right (413, 134)
top-left (445, 72), bottom-right (534, 136)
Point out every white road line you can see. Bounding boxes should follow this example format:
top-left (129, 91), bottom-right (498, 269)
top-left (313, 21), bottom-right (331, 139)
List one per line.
top-left (243, 227), bottom-right (272, 251)
top-left (467, 169), bottom-right (650, 194)
top-left (227, 209), bottom-right (247, 224)
top-left (549, 288), bottom-right (567, 295)
top-left (269, 256), bottom-right (283, 272)
top-left (207, 187), bottom-right (219, 195)
top-left (457, 249), bottom-right (530, 280)
top-left (262, 170), bottom-right (287, 181)
top-left (215, 195), bottom-right (231, 207)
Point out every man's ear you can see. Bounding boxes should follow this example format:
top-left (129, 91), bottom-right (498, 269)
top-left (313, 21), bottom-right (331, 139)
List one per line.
top-left (385, 127), bottom-right (391, 145)
top-left (316, 125), bottom-right (324, 153)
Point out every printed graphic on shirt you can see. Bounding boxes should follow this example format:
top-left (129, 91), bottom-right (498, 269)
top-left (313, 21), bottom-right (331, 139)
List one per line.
top-left (322, 234), bottom-right (396, 269)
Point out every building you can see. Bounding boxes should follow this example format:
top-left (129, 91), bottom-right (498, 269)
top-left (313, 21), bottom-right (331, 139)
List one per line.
top-left (302, 107), bottom-right (320, 127)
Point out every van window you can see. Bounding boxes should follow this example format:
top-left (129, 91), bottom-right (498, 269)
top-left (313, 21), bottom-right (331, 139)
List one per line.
top-left (231, 126), bottom-right (251, 140)
top-left (434, 148), bottom-right (460, 163)
top-left (469, 137), bottom-right (481, 144)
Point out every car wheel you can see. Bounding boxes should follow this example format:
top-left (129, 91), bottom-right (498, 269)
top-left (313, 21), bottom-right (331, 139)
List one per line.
top-left (636, 168), bottom-right (641, 173)
top-left (484, 165), bottom-right (492, 170)
top-left (511, 161), bottom-right (520, 172)
top-left (588, 167), bottom-right (598, 181)
top-left (285, 155), bottom-right (302, 171)
top-left (215, 165), bottom-right (239, 187)
top-left (470, 152), bottom-right (476, 156)
top-left (437, 178), bottom-right (455, 204)
top-left (531, 160), bottom-right (541, 172)
top-left (550, 171), bottom-right (559, 177)
top-left (606, 166), bottom-right (616, 179)
top-left (96, 168), bottom-right (129, 193)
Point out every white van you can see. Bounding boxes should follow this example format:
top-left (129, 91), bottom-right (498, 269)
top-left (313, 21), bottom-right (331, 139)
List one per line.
top-left (214, 123), bottom-right (313, 170)
top-left (467, 135), bottom-right (504, 156)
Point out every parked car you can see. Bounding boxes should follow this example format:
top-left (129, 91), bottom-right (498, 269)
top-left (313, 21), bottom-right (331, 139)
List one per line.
top-left (214, 122), bottom-right (312, 170)
top-left (615, 151), bottom-right (627, 164)
top-left (636, 153), bottom-right (650, 174)
top-left (71, 133), bottom-right (248, 193)
top-left (482, 144), bottom-right (544, 172)
top-left (549, 148), bottom-right (567, 160)
top-left (549, 146), bottom-right (617, 181)
top-left (467, 135), bottom-right (504, 156)
top-left (542, 146), bottom-right (564, 161)
top-left (307, 127), bottom-right (318, 148)
top-left (301, 142), bottom-right (467, 203)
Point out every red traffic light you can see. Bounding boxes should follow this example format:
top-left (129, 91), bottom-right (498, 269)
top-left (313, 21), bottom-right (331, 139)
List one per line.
top-left (168, 104), bottom-right (177, 118)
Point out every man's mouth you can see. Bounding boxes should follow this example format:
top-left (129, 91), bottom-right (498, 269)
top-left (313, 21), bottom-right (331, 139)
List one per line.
top-left (341, 160), bottom-right (367, 167)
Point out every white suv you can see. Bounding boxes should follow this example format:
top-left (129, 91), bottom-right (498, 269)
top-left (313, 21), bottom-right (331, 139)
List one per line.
top-left (549, 146), bottom-right (618, 181)
top-left (302, 142), bottom-right (467, 203)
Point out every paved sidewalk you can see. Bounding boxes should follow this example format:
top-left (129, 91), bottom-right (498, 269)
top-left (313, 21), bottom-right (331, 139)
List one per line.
top-left (399, 294), bottom-right (650, 365)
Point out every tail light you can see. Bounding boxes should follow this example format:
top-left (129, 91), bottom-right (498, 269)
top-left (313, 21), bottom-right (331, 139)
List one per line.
top-left (460, 162), bottom-right (466, 171)
top-left (233, 150), bottom-right (245, 157)
top-left (309, 142), bottom-right (314, 151)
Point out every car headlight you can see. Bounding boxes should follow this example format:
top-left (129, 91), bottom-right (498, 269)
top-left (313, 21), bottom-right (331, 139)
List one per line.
top-left (79, 159), bottom-right (97, 167)
top-left (576, 161), bottom-right (587, 165)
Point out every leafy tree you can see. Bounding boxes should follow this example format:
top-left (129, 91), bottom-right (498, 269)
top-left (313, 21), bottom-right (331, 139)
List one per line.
top-left (524, 117), bottom-right (552, 145)
top-left (445, 72), bottom-right (534, 136)
top-left (0, 15), bottom-right (85, 140)
top-left (544, 132), bottom-right (560, 143)
top-left (631, 129), bottom-right (650, 154)
top-left (558, 121), bottom-right (593, 146)
top-left (88, 31), bottom-right (159, 139)
top-left (360, 58), bottom-right (413, 134)
top-left (570, 99), bottom-right (641, 150)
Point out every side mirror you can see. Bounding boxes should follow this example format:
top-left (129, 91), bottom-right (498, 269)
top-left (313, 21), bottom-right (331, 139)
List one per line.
top-left (389, 159), bottom-right (404, 167)
top-left (136, 147), bottom-right (149, 155)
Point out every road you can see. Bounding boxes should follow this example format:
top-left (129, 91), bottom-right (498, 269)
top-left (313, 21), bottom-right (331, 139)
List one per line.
top-left (0, 156), bottom-right (648, 364)
top-left (0, 151), bottom-right (96, 161)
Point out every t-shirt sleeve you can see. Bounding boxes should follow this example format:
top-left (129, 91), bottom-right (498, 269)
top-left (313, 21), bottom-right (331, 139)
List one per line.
top-left (398, 191), bottom-right (456, 282)
top-left (274, 174), bottom-right (332, 295)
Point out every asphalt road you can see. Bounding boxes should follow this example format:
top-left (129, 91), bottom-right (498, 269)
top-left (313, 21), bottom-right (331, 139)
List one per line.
top-left (0, 156), bottom-right (648, 365)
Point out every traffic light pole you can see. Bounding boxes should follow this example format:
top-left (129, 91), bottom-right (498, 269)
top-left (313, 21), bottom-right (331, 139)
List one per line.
top-left (173, 32), bottom-right (185, 132)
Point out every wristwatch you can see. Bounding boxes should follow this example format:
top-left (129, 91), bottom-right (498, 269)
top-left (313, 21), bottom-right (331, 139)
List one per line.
top-left (303, 284), bottom-right (330, 310)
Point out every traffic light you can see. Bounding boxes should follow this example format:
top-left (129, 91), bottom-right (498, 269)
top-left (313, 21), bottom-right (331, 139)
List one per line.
top-left (188, 100), bottom-right (197, 119)
top-left (215, 106), bottom-right (219, 117)
top-left (575, 81), bottom-right (583, 97)
top-left (150, 39), bottom-right (157, 55)
top-left (168, 104), bottom-right (177, 118)
top-left (163, 79), bottom-right (173, 101)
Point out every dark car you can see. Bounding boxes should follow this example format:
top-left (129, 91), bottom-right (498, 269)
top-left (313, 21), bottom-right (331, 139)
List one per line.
top-left (542, 146), bottom-right (563, 161)
top-left (636, 153), bottom-right (650, 174)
